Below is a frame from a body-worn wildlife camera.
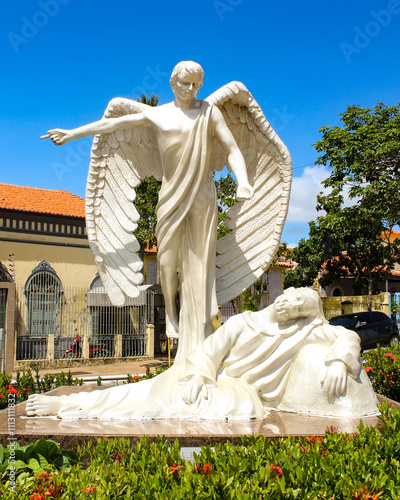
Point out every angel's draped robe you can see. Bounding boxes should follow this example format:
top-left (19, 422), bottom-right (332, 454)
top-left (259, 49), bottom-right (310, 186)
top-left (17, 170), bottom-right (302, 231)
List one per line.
top-left (155, 100), bottom-right (219, 363)
top-left (54, 306), bottom-right (378, 420)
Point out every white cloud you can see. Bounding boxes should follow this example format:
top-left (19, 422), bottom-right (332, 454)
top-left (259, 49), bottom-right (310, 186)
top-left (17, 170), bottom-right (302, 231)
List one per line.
top-left (285, 165), bottom-right (331, 223)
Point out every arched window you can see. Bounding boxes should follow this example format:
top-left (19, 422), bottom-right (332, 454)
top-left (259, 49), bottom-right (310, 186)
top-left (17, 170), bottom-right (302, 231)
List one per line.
top-left (0, 261), bottom-right (13, 283)
top-left (332, 287), bottom-right (343, 297)
top-left (24, 261), bottom-right (63, 336)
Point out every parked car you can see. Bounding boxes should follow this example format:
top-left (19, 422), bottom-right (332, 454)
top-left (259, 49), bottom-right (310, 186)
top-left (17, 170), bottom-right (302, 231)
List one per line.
top-left (328, 311), bottom-right (400, 351)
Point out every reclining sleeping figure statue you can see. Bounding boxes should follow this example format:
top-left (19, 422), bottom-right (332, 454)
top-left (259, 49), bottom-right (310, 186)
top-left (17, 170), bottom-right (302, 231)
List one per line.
top-left (27, 287), bottom-right (378, 420)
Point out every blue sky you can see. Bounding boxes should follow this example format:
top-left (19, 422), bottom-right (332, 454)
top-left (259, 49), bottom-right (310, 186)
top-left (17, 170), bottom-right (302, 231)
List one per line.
top-left (1, 0), bottom-right (399, 246)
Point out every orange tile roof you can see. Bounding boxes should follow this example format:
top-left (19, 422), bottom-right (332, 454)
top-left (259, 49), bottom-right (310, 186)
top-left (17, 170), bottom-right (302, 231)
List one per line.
top-left (0, 183), bottom-right (85, 218)
top-left (275, 261), bottom-right (296, 268)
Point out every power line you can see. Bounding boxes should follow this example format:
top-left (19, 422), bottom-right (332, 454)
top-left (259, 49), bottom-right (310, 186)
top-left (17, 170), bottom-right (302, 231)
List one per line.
top-left (292, 163), bottom-right (314, 171)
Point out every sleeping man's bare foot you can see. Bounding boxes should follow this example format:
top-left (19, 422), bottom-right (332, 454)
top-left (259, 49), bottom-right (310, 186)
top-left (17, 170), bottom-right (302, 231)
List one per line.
top-left (26, 394), bottom-right (65, 417)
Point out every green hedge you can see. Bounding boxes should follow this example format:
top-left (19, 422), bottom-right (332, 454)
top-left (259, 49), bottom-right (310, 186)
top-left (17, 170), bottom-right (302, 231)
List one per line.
top-left (1, 403), bottom-right (400, 499)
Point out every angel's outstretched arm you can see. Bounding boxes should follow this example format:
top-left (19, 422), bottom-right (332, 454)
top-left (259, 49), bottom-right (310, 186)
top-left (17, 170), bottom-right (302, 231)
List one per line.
top-left (42, 112), bottom-right (151, 146)
top-left (212, 106), bottom-right (254, 200)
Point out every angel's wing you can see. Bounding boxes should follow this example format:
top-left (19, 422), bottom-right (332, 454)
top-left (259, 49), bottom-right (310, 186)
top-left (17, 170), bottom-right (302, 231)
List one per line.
top-left (86, 98), bottom-right (162, 306)
top-left (206, 82), bottom-right (292, 305)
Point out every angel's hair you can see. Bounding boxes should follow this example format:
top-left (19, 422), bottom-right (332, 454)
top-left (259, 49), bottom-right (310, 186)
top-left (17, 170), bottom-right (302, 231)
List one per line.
top-left (170, 61), bottom-right (204, 87)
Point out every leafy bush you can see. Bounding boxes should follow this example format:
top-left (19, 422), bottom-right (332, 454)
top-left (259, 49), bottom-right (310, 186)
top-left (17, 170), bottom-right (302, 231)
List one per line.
top-left (0, 368), bottom-right (83, 410)
top-left (0, 438), bottom-right (79, 494)
top-left (0, 365), bottom-right (169, 410)
top-left (125, 364), bottom-right (168, 384)
top-left (0, 374), bottom-right (17, 411)
top-left (363, 343), bottom-right (400, 401)
top-left (1, 404), bottom-right (400, 499)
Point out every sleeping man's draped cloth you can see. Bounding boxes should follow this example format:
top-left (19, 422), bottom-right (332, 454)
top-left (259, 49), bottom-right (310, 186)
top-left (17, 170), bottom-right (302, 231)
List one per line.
top-left (156, 101), bottom-right (218, 363)
top-left (54, 304), bottom-right (378, 420)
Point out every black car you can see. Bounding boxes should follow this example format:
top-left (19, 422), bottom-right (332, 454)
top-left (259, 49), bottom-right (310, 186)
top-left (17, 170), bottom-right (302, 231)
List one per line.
top-left (328, 311), bottom-right (400, 351)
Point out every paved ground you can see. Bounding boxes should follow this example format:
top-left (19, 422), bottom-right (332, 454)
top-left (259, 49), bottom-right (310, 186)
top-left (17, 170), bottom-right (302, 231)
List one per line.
top-left (12, 356), bottom-right (172, 380)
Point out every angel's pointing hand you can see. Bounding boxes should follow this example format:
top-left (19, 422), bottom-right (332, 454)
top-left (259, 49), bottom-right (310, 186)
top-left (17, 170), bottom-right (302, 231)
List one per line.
top-left (43, 129), bottom-right (71, 146)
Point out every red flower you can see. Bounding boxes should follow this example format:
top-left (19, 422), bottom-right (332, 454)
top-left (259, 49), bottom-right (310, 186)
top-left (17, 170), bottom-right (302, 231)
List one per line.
top-left (306, 436), bottom-right (323, 444)
top-left (364, 366), bottom-right (372, 373)
top-left (195, 463), bottom-right (214, 476)
top-left (113, 451), bottom-right (126, 462)
top-left (29, 494), bottom-right (45, 500)
top-left (353, 485), bottom-right (380, 499)
top-left (169, 463), bottom-right (184, 478)
top-left (326, 425), bottom-right (339, 434)
top-left (30, 484), bottom-right (62, 500)
top-left (7, 385), bottom-right (19, 395)
top-left (270, 464), bottom-right (283, 479)
top-left (384, 352), bottom-right (397, 362)
top-left (0, 394), bottom-right (4, 399)
top-left (30, 473), bottom-right (63, 500)
top-left (83, 486), bottom-right (96, 495)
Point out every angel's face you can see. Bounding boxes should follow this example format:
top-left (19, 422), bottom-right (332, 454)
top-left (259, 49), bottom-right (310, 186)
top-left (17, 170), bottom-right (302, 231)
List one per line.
top-left (172, 70), bottom-right (202, 104)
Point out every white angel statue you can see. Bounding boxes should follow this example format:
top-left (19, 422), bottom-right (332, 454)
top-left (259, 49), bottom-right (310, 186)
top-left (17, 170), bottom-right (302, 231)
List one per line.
top-left (42, 61), bottom-right (292, 363)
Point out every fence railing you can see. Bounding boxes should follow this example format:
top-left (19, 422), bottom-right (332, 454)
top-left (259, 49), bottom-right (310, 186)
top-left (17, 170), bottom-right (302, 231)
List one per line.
top-left (14, 285), bottom-right (155, 362)
top-left (321, 292), bottom-right (390, 320)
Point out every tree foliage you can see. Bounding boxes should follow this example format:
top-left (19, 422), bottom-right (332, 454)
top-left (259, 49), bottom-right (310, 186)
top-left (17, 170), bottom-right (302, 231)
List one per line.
top-left (136, 93), bottom-right (160, 107)
top-left (135, 176), bottom-right (162, 249)
top-left (283, 229), bottom-right (324, 289)
top-left (285, 103), bottom-right (400, 309)
top-left (215, 172), bottom-right (237, 239)
top-left (134, 94), bottom-right (162, 250)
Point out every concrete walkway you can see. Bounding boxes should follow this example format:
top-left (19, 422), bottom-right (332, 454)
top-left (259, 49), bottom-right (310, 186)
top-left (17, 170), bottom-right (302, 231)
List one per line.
top-left (12, 356), bottom-right (171, 380)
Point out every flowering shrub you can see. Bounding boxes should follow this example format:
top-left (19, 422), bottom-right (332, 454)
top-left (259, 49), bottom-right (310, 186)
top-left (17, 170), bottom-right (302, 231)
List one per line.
top-left (28, 473), bottom-right (63, 500)
top-left (0, 439), bottom-right (80, 488)
top-left (0, 374), bottom-right (17, 411)
top-left (3, 406), bottom-right (400, 498)
top-left (0, 366), bottom-right (168, 410)
top-left (0, 369), bottom-right (84, 410)
top-left (362, 343), bottom-right (400, 401)
top-left (125, 364), bottom-right (168, 384)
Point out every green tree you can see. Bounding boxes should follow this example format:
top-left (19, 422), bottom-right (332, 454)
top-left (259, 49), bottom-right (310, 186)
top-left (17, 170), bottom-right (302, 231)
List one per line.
top-left (135, 176), bottom-right (161, 249)
top-left (285, 103), bottom-right (400, 310)
top-left (136, 93), bottom-right (160, 107)
top-left (215, 172), bottom-right (237, 238)
top-left (283, 229), bottom-right (324, 289)
top-left (134, 95), bottom-right (162, 249)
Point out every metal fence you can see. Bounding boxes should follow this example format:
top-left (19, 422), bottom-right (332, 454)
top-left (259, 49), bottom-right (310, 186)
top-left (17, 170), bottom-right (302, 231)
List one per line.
top-left (16, 336), bottom-right (47, 360)
top-left (15, 284), bottom-right (154, 361)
